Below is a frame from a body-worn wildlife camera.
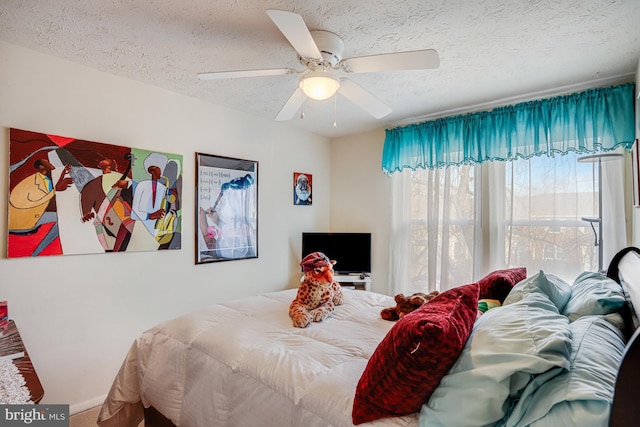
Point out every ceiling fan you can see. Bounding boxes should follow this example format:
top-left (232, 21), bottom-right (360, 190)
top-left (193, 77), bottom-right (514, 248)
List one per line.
top-left (197, 10), bottom-right (440, 121)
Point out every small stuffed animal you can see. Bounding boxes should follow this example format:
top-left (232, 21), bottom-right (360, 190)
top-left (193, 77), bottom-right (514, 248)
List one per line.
top-left (289, 252), bottom-right (344, 328)
top-left (476, 298), bottom-right (501, 319)
top-left (380, 291), bottom-right (439, 321)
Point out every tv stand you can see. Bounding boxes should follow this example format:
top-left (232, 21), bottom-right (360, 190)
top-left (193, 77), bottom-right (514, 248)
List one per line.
top-left (334, 274), bottom-right (371, 291)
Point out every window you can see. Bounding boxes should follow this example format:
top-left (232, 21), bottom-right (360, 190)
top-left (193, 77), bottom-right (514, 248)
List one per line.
top-left (390, 152), bottom-right (627, 295)
top-left (404, 165), bottom-right (478, 292)
top-left (498, 152), bottom-right (600, 280)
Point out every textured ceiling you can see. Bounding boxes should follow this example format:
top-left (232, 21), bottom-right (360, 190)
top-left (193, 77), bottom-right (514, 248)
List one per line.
top-left (1, 0), bottom-right (639, 138)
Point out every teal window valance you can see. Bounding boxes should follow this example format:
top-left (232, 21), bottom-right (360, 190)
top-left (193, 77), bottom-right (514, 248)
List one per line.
top-left (382, 82), bottom-right (636, 174)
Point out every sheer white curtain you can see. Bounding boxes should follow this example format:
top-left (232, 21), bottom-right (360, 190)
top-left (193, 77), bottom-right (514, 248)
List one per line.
top-left (601, 152), bottom-right (628, 266)
top-left (388, 171), bottom-right (412, 295)
top-left (388, 165), bottom-right (481, 295)
top-left (491, 153), bottom-right (598, 281)
top-left (388, 153), bottom-right (628, 295)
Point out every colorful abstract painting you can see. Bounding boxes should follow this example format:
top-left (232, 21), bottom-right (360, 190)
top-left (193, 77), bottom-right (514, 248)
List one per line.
top-left (8, 128), bottom-right (182, 257)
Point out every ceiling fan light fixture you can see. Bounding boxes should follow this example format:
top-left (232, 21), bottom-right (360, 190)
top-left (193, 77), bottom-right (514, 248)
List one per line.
top-left (299, 70), bottom-right (340, 101)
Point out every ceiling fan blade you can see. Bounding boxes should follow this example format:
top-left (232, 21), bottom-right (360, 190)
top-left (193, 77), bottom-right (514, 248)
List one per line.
top-left (266, 9), bottom-right (322, 61)
top-left (198, 68), bottom-right (294, 80)
top-left (341, 49), bottom-right (440, 73)
top-left (275, 88), bottom-right (304, 121)
top-left (338, 79), bottom-right (392, 119)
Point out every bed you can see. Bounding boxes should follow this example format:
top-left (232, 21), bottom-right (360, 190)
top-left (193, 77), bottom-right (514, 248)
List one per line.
top-left (97, 247), bottom-right (640, 427)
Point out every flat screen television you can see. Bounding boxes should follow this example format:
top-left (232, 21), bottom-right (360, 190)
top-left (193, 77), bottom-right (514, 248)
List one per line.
top-left (301, 232), bottom-right (371, 275)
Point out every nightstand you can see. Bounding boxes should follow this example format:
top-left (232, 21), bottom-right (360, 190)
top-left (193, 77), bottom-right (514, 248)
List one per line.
top-left (334, 275), bottom-right (371, 291)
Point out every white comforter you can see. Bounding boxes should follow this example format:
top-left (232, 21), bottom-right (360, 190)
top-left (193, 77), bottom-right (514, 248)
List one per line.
top-left (97, 289), bottom-right (419, 427)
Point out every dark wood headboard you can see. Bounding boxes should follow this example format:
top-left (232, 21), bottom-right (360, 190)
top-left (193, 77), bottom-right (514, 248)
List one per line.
top-left (607, 247), bottom-right (640, 427)
top-left (607, 246), bottom-right (640, 337)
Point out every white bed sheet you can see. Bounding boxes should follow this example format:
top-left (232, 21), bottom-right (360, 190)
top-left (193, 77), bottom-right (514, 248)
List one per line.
top-left (97, 289), bottom-right (419, 427)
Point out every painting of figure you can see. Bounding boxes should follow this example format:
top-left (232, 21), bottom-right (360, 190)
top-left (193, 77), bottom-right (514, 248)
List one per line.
top-left (8, 128), bottom-right (182, 257)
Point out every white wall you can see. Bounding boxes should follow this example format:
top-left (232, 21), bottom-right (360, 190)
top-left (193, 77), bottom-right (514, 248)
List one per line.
top-left (330, 129), bottom-right (392, 294)
top-left (0, 41), bottom-right (331, 412)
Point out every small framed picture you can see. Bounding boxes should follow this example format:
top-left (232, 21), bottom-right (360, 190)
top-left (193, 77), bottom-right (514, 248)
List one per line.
top-left (293, 172), bottom-right (312, 205)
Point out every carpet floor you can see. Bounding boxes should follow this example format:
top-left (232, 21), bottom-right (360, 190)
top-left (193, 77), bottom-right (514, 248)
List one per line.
top-left (70, 406), bottom-right (143, 427)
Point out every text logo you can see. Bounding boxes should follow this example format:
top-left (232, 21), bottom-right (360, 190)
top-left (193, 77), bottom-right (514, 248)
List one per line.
top-left (0, 405), bottom-right (68, 426)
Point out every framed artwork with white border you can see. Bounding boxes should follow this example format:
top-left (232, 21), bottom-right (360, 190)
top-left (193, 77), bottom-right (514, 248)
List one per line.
top-left (195, 153), bottom-right (258, 264)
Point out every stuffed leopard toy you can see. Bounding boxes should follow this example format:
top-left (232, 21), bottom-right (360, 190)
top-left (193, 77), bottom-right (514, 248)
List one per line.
top-left (289, 252), bottom-right (344, 328)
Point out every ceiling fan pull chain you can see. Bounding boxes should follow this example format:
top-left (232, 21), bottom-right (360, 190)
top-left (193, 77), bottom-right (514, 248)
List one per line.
top-left (300, 88), bottom-right (306, 119)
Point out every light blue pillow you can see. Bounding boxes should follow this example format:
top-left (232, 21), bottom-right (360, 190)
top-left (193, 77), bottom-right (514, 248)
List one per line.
top-left (504, 315), bottom-right (625, 427)
top-left (419, 290), bottom-right (572, 427)
top-left (503, 270), bottom-right (572, 312)
top-left (562, 271), bottom-right (626, 321)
